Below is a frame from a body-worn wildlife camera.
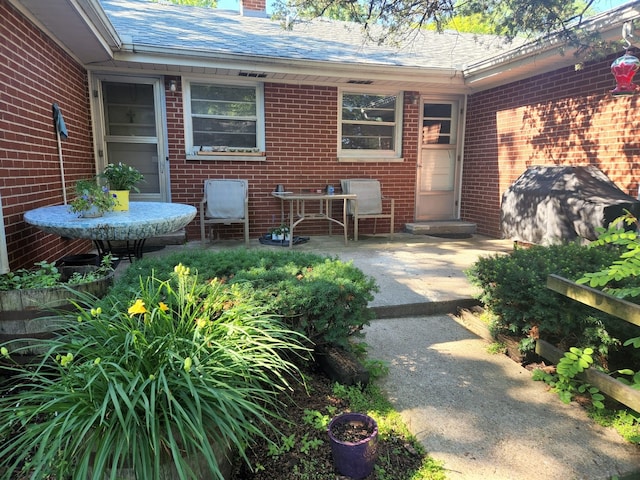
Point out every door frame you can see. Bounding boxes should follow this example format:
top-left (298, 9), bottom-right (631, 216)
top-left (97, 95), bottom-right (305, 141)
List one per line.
top-left (88, 72), bottom-right (170, 202)
top-left (415, 94), bottom-right (467, 221)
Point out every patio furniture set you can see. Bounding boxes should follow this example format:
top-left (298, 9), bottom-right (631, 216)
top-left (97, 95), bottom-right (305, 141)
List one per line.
top-left (200, 178), bottom-right (395, 248)
top-left (23, 179), bottom-right (394, 259)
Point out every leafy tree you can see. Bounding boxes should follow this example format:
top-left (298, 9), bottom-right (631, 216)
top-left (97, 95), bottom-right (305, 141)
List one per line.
top-left (272, 0), bottom-right (619, 57)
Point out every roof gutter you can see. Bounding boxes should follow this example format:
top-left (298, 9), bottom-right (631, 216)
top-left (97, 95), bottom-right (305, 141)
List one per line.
top-left (463, 2), bottom-right (640, 89)
top-left (78, 0), bottom-right (123, 52)
top-left (110, 43), bottom-right (465, 86)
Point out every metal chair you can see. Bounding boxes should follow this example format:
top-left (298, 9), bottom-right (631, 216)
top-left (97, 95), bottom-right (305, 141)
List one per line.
top-left (200, 179), bottom-right (249, 245)
top-left (340, 179), bottom-right (394, 241)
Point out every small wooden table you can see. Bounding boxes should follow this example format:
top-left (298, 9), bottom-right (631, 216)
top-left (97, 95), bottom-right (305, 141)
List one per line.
top-left (271, 192), bottom-right (357, 247)
top-left (24, 202), bottom-right (196, 259)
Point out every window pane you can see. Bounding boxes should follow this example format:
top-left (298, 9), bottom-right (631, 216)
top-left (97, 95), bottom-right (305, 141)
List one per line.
top-left (194, 119), bottom-right (257, 148)
top-left (341, 93), bottom-right (398, 152)
top-left (423, 103), bottom-right (452, 118)
top-left (103, 83), bottom-right (156, 136)
top-left (343, 94), bottom-right (396, 122)
top-left (423, 103), bottom-right (455, 145)
top-left (190, 84), bottom-right (258, 148)
top-left (342, 124), bottom-right (394, 150)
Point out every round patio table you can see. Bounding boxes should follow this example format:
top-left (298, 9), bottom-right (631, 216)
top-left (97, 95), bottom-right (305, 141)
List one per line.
top-left (24, 202), bottom-right (196, 259)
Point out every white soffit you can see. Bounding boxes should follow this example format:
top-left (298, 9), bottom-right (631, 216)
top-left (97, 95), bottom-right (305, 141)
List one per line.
top-left (11, 0), bottom-right (119, 64)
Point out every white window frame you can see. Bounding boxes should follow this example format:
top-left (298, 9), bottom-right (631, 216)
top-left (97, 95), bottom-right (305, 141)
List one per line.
top-left (338, 89), bottom-right (404, 162)
top-left (183, 79), bottom-right (265, 161)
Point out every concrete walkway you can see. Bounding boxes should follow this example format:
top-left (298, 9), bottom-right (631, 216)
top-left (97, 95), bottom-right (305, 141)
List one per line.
top-left (141, 233), bottom-right (640, 479)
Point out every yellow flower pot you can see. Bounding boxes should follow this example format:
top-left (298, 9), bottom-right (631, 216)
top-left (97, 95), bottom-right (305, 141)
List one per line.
top-left (110, 190), bottom-right (130, 211)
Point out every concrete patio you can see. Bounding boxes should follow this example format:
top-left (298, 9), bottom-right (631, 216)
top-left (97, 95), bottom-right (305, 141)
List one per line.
top-left (133, 232), bottom-right (640, 479)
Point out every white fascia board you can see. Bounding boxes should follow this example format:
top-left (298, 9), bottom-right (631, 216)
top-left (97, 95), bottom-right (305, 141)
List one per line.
top-left (464, 2), bottom-right (640, 91)
top-left (109, 46), bottom-right (465, 88)
top-left (77, 0), bottom-right (123, 51)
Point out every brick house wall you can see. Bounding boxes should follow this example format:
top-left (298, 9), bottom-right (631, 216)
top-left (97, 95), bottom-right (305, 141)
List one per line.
top-left (463, 54), bottom-right (640, 238)
top-left (168, 81), bottom-right (418, 240)
top-left (1, 0), bottom-right (96, 270)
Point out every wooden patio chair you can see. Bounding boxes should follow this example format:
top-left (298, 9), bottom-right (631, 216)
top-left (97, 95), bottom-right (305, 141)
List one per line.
top-left (340, 179), bottom-right (394, 241)
top-left (200, 179), bottom-right (249, 245)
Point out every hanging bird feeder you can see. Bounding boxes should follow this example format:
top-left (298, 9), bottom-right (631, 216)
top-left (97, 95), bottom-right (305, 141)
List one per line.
top-left (611, 22), bottom-right (640, 95)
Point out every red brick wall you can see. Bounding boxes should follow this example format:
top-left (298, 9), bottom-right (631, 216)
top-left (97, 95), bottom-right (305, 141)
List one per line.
top-left (1, 0), bottom-right (95, 269)
top-left (169, 83), bottom-right (418, 240)
top-left (463, 54), bottom-right (640, 238)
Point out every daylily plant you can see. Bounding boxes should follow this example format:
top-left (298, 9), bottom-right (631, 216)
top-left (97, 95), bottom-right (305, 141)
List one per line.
top-left (0, 263), bottom-right (310, 480)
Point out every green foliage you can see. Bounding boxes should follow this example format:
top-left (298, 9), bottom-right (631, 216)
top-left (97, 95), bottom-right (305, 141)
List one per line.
top-left (302, 409), bottom-right (330, 430)
top-left (577, 212), bottom-right (640, 299)
top-left (590, 409), bottom-right (640, 444)
top-left (273, 0), bottom-right (614, 60)
top-left (0, 256), bottom-right (114, 291)
top-left (466, 242), bottom-right (622, 351)
top-left (0, 260), bottom-right (61, 290)
top-left (299, 434), bottom-right (323, 454)
top-left (100, 162), bottom-right (144, 192)
top-left (423, 12), bottom-right (502, 34)
top-left (616, 366), bottom-right (640, 390)
top-left (0, 265), bottom-right (309, 480)
top-left (108, 249), bottom-right (378, 349)
top-left (267, 434), bottom-right (296, 457)
top-left (533, 347), bottom-right (606, 409)
top-left (486, 341), bottom-right (507, 355)
top-left (68, 179), bottom-right (117, 215)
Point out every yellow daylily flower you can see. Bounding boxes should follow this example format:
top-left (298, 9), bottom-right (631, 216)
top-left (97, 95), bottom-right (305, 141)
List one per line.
top-left (128, 299), bottom-right (147, 316)
top-left (159, 302), bottom-right (169, 312)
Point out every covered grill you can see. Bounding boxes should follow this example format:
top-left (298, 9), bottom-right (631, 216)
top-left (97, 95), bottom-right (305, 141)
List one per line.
top-left (501, 165), bottom-right (640, 245)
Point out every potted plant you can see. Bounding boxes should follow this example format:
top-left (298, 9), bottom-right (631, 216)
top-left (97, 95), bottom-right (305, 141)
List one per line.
top-left (100, 162), bottom-right (144, 211)
top-left (0, 256), bottom-right (115, 355)
top-left (270, 224), bottom-right (290, 241)
top-left (0, 264), bottom-right (309, 479)
top-left (68, 179), bottom-right (117, 218)
top-left (327, 412), bottom-right (379, 479)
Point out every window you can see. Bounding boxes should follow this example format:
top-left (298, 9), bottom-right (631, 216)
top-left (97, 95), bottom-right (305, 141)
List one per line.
top-left (184, 80), bottom-right (264, 158)
top-left (339, 91), bottom-right (403, 159)
top-left (422, 103), bottom-right (456, 145)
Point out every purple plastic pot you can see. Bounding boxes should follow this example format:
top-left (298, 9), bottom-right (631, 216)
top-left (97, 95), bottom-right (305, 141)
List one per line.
top-left (327, 412), bottom-right (378, 479)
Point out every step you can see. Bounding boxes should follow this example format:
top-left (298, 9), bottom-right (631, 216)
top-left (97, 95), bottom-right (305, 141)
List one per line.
top-left (404, 221), bottom-right (477, 236)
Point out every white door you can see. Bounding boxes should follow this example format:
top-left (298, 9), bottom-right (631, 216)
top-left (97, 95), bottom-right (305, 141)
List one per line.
top-left (92, 76), bottom-right (168, 202)
top-left (415, 100), bottom-right (462, 220)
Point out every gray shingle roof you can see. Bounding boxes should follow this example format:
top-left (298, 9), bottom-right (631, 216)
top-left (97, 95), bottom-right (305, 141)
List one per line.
top-left (99, 0), bottom-right (516, 70)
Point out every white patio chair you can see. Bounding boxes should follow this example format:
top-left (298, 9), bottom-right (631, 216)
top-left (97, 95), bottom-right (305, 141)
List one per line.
top-left (200, 179), bottom-right (249, 245)
top-left (340, 179), bottom-right (394, 241)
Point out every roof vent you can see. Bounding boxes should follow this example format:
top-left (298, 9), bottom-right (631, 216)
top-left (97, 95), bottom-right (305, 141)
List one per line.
top-left (347, 80), bottom-right (373, 85)
top-left (239, 72), bottom-right (267, 78)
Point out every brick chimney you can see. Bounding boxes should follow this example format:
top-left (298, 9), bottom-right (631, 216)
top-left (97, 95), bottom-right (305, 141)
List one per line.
top-left (240, 0), bottom-right (267, 16)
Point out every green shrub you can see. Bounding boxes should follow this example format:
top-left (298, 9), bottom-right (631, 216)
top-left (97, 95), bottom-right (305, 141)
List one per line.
top-left (107, 249), bottom-right (378, 349)
top-left (465, 243), bottom-right (625, 352)
top-left (0, 265), bottom-right (309, 480)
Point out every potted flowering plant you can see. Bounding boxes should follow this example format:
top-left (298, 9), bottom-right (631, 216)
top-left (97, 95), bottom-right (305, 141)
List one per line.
top-left (68, 179), bottom-right (116, 217)
top-left (100, 162), bottom-right (144, 211)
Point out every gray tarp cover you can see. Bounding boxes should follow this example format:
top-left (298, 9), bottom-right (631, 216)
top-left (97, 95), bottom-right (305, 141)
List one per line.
top-left (501, 165), bottom-right (640, 245)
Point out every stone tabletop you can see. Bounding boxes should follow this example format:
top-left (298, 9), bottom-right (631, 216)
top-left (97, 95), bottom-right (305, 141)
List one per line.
top-left (24, 202), bottom-right (196, 241)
